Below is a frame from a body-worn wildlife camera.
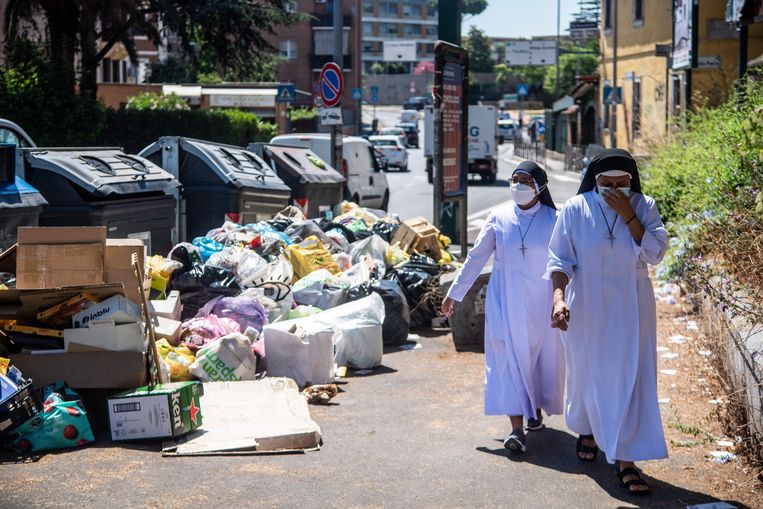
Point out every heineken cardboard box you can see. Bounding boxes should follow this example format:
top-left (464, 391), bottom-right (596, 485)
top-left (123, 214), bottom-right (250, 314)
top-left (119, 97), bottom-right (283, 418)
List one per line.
top-left (107, 382), bottom-right (203, 441)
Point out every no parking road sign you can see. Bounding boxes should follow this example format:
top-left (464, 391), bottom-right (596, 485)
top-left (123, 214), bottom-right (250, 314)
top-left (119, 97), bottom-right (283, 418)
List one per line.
top-left (319, 62), bottom-right (344, 108)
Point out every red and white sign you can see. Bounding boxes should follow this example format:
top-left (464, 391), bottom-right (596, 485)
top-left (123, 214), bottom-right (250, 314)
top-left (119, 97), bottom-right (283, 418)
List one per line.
top-left (319, 62), bottom-right (344, 108)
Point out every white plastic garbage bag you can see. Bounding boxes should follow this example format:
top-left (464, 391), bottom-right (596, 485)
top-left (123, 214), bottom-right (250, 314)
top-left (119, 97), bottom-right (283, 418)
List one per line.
top-left (262, 321), bottom-right (335, 387)
top-left (207, 246), bottom-right (268, 283)
top-left (347, 235), bottom-right (389, 277)
top-left (292, 268), bottom-right (348, 310)
top-left (315, 293), bottom-right (385, 369)
top-left (189, 333), bottom-right (258, 382)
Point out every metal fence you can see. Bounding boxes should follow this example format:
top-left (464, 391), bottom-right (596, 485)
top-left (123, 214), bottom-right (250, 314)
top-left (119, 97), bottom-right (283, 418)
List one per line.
top-left (564, 144), bottom-right (586, 173)
top-left (513, 138), bottom-right (546, 167)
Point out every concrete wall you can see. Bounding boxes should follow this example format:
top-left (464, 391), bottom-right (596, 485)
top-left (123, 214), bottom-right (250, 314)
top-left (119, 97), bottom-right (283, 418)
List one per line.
top-left (363, 74), bottom-right (432, 105)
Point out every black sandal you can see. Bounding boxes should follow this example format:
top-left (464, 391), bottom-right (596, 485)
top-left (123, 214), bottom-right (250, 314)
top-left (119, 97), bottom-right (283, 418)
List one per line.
top-left (526, 409), bottom-right (544, 431)
top-left (575, 434), bottom-right (598, 461)
top-left (616, 464), bottom-right (650, 496)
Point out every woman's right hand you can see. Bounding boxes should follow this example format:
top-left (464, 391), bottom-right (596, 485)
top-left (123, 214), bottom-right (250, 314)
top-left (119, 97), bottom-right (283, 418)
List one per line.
top-left (551, 299), bottom-right (570, 331)
top-left (441, 297), bottom-right (455, 318)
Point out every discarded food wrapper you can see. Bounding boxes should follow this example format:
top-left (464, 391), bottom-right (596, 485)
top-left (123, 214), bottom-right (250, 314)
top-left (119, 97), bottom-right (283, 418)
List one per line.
top-left (303, 384), bottom-right (339, 405)
top-left (707, 451), bottom-right (737, 464)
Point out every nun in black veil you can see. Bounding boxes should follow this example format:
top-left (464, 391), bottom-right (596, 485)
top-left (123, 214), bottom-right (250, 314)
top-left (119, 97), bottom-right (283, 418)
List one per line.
top-left (442, 161), bottom-right (565, 454)
top-left (545, 148), bottom-right (669, 495)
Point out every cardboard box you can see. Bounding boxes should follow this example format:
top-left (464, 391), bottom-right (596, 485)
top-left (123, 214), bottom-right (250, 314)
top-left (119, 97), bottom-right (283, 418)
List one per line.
top-left (107, 381), bottom-right (203, 441)
top-left (105, 239), bottom-right (149, 305)
top-left (72, 294), bottom-right (141, 328)
top-left (16, 227), bottom-right (106, 289)
top-left (64, 321), bottom-right (144, 352)
top-left (151, 315), bottom-right (181, 342)
top-left (391, 217), bottom-right (441, 260)
top-left (9, 351), bottom-right (147, 389)
top-left (150, 291), bottom-right (182, 321)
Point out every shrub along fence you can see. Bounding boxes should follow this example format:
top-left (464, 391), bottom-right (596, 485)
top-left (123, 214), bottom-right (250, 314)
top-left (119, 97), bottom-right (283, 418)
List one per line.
top-left (643, 81), bottom-right (763, 465)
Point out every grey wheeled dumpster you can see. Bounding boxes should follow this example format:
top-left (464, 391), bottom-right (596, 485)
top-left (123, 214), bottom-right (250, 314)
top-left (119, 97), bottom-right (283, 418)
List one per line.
top-left (19, 148), bottom-right (178, 254)
top-left (259, 144), bottom-right (345, 218)
top-left (140, 137), bottom-right (291, 241)
top-left (439, 265), bottom-right (491, 352)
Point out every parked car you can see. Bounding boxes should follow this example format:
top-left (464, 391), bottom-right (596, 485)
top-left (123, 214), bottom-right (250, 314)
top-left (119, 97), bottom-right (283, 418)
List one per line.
top-left (498, 111), bottom-right (512, 121)
top-left (369, 135), bottom-right (408, 171)
top-left (396, 123), bottom-right (419, 148)
top-left (400, 109), bottom-right (419, 124)
top-left (379, 127), bottom-right (408, 147)
top-left (403, 96), bottom-right (431, 111)
top-left (270, 133), bottom-right (390, 210)
top-left (497, 119), bottom-right (517, 144)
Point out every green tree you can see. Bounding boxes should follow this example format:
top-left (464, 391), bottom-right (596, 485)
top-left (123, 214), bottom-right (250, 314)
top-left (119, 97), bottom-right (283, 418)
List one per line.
top-left (429, 0), bottom-right (488, 19)
top-left (370, 63), bottom-right (385, 75)
top-left (146, 56), bottom-right (196, 83)
top-left (543, 39), bottom-right (600, 97)
top-left (125, 92), bottom-right (190, 111)
top-left (494, 63), bottom-right (549, 87)
top-left (464, 25), bottom-right (493, 73)
top-left (5, 1), bottom-right (302, 96)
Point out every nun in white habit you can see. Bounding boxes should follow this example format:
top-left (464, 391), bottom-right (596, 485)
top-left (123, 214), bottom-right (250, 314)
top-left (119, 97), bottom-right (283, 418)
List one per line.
top-left (442, 161), bottom-right (564, 453)
top-left (546, 148), bottom-right (668, 496)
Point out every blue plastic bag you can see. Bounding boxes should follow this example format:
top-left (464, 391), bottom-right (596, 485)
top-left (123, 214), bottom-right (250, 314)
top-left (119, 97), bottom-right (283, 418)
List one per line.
top-left (192, 237), bottom-right (225, 262)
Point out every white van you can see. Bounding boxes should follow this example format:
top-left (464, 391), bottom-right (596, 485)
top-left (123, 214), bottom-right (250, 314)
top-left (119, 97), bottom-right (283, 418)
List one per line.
top-left (270, 134), bottom-right (390, 210)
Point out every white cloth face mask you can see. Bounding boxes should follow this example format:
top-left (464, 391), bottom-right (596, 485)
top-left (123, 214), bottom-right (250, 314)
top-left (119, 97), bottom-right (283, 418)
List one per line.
top-left (510, 182), bottom-right (536, 206)
top-left (596, 186), bottom-right (631, 207)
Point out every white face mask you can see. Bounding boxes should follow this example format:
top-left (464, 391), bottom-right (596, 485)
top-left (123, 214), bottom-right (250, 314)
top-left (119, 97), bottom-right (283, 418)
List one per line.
top-left (510, 182), bottom-right (537, 206)
top-left (596, 186), bottom-right (631, 207)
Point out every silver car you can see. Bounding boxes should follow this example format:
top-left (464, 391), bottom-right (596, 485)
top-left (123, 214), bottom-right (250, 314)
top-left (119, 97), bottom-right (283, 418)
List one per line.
top-left (498, 119), bottom-right (517, 144)
top-left (369, 135), bottom-right (408, 171)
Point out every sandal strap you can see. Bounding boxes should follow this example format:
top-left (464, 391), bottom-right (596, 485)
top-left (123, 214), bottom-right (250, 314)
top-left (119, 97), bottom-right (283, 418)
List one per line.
top-left (576, 435), bottom-right (598, 453)
top-left (617, 467), bottom-right (644, 483)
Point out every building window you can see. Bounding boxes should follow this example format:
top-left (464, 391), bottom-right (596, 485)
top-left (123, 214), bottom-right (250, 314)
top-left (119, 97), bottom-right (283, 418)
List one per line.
top-left (633, 0), bottom-right (644, 26)
top-left (362, 1), bottom-right (373, 15)
top-left (279, 39), bottom-right (297, 60)
top-left (363, 22), bottom-right (373, 35)
top-left (283, 1), bottom-right (297, 13)
top-left (672, 74), bottom-right (682, 117)
top-left (402, 4), bottom-right (413, 17)
top-left (102, 58), bottom-right (111, 82)
top-left (427, 4), bottom-right (436, 17)
top-left (403, 24), bottom-right (420, 36)
top-left (632, 78), bottom-right (641, 138)
top-left (379, 2), bottom-right (397, 16)
top-left (604, 0), bottom-right (612, 30)
top-left (425, 25), bottom-right (437, 37)
top-left (112, 59), bottom-right (121, 83)
top-left (380, 22), bottom-right (397, 35)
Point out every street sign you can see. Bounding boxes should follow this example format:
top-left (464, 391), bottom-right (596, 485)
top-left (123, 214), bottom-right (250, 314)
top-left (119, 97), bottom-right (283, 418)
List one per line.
top-left (516, 83), bottom-right (529, 97)
top-left (319, 62), bottom-right (344, 108)
top-left (319, 107), bottom-right (343, 126)
top-left (383, 40), bottom-right (417, 62)
top-left (351, 87), bottom-right (362, 100)
top-left (603, 85), bottom-right (622, 104)
top-left (276, 84), bottom-right (296, 103)
top-left (370, 85), bottom-right (379, 104)
top-left (505, 39), bottom-right (557, 66)
top-left (502, 93), bottom-right (518, 102)
top-left (570, 21), bottom-right (599, 42)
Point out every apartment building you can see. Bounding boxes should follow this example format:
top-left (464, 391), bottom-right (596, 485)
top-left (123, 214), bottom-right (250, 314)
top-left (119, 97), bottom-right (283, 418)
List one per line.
top-left (599, 0), bottom-right (763, 153)
top-left (360, 0), bottom-right (438, 73)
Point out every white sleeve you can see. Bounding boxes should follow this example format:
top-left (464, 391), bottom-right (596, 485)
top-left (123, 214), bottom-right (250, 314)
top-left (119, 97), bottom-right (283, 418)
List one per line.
top-left (631, 196), bottom-right (668, 265)
top-left (446, 215), bottom-right (496, 302)
top-left (544, 202), bottom-right (576, 281)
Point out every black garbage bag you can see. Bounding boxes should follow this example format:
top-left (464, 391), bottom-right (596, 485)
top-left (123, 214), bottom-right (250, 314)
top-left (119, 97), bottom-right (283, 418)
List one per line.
top-left (317, 218), bottom-right (357, 244)
top-left (266, 217), bottom-right (293, 232)
top-left (352, 228), bottom-right (374, 241)
top-left (371, 221), bottom-right (400, 243)
top-left (168, 242), bottom-right (203, 272)
top-left (169, 264), bottom-right (241, 320)
top-left (386, 261), bottom-right (441, 329)
top-left (347, 279), bottom-right (410, 346)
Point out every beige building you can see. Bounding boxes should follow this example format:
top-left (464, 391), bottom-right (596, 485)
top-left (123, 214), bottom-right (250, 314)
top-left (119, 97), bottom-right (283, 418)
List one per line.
top-left (599, 0), bottom-right (763, 154)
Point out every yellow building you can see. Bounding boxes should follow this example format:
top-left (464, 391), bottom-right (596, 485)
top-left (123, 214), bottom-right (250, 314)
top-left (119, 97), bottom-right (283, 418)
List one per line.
top-left (599, 0), bottom-right (763, 154)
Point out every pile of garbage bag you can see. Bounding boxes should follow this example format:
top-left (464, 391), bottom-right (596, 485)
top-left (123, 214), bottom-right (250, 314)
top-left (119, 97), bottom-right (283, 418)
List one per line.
top-left (144, 201), bottom-right (458, 385)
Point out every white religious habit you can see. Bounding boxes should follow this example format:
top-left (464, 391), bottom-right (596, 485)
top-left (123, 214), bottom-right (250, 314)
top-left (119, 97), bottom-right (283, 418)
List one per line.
top-left (545, 190), bottom-right (669, 463)
top-left (447, 201), bottom-right (565, 419)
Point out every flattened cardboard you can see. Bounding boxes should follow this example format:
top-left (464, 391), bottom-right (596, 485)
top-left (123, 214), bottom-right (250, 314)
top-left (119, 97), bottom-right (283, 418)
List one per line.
top-left (0, 283), bottom-right (126, 321)
top-left (105, 239), bottom-right (148, 304)
top-left (72, 294), bottom-right (141, 328)
top-left (17, 226), bottom-right (107, 245)
top-left (9, 351), bottom-right (147, 389)
top-left (16, 227), bottom-right (107, 289)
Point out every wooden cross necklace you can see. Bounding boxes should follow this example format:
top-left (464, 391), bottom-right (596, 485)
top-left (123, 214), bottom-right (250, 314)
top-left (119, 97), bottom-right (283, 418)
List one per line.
top-left (517, 209), bottom-right (539, 258)
top-left (598, 204), bottom-right (618, 247)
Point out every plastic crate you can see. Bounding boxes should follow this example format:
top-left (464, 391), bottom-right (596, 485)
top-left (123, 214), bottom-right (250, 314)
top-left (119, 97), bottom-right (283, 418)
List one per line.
top-left (0, 379), bottom-right (42, 441)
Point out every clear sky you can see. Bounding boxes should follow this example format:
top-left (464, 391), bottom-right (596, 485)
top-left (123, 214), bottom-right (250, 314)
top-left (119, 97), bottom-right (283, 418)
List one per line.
top-left (462, 0), bottom-right (581, 39)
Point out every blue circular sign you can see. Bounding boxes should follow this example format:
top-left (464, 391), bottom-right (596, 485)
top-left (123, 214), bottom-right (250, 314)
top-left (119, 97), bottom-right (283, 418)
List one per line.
top-left (319, 62), bottom-right (344, 108)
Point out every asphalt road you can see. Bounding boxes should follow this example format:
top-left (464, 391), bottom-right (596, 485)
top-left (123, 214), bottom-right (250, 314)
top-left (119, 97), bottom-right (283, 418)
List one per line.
top-left (368, 106), bottom-right (581, 243)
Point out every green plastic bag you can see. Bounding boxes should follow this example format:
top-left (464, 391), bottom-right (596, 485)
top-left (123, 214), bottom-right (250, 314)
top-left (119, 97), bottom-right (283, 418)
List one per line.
top-left (10, 383), bottom-right (94, 453)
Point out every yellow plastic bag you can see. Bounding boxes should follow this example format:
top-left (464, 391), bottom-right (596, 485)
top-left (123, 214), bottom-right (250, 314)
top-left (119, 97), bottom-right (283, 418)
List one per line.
top-left (438, 249), bottom-right (454, 265)
top-left (155, 339), bottom-right (196, 382)
top-left (0, 357), bottom-right (9, 376)
top-left (438, 233), bottom-right (452, 249)
top-left (286, 236), bottom-right (341, 280)
top-left (385, 242), bottom-right (410, 267)
top-left (147, 255), bottom-right (183, 293)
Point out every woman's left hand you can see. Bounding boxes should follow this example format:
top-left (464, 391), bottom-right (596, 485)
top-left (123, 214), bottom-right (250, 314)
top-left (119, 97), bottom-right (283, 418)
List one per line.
top-left (602, 188), bottom-right (635, 219)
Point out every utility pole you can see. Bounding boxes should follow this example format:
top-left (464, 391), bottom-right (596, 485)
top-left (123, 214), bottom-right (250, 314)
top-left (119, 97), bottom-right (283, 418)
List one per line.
top-left (609, 0), bottom-right (618, 148)
top-left (555, 0), bottom-right (561, 98)
top-left (331, 0), bottom-right (344, 176)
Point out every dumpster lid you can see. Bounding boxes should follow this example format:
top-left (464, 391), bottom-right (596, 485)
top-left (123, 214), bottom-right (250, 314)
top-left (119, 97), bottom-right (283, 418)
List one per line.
top-left (263, 145), bottom-right (345, 185)
top-left (23, 148), bottom-right (180, 197)
top-left (169, 137), bottom-right (289, 191)
top-left (0, 176), bottom-right (48, 209)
